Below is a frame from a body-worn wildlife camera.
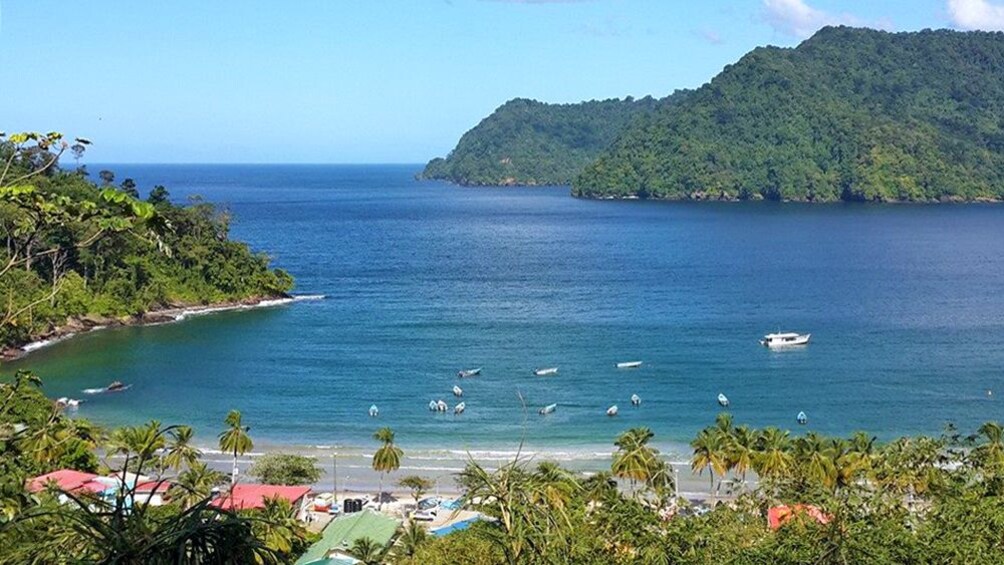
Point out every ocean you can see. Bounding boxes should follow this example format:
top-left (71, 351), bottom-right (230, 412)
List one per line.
top-left (9, 164), bottom-right (1004, 466)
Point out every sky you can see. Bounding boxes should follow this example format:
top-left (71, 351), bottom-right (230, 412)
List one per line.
top-left (1, 0), bottom-right (1002, 163)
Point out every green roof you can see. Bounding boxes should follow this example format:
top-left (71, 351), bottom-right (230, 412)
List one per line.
top-left (295, 509), bottom-right (400, 565)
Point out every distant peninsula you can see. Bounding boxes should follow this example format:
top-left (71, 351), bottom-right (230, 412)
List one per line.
top-left (420, 96), bottom-right (678, 186)
top-left (429, 27), bottom-right (1004, 203)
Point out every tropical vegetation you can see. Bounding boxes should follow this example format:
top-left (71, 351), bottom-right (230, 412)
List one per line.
top-left (249, 453), bottom-right (324, 486)
top-left (575, 27), bottom-right (1004, 202)
top-left (0, 131), bottom-right (293, 352)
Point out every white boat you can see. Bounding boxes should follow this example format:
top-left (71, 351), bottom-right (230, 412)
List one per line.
top-left (534, 367), bottom-right (558, 376)
top-left (453, 385), bottom-right (463, 397)
top-left (797, 411), bottom-right (808, 425)
top-left (617, 361), bottom-right (643, 369)
top-left (436, 400), bottom-right (448, 412)
top-left (457, 368), bottom-right (481, 378)
top-left (539, 403), bottom-right (557, 415)
top-left (631, 394), bottom-right (641, 406)
top-left (368, 404), bottom-right (379, 417)
top-left (454, 402), bottom-right (466, 415)
top-left (717, 393), bottom-right (729, 407)
top-left (428, 400), bottom-right (438, 411)
top-left (760, 332), bottom-right (811, 348)
top-left (606, 405), bottom-right (619, 417)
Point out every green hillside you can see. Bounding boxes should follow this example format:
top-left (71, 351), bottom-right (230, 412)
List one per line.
top-left (574, 27), bottom-right (1004, 202)
top-left (421, 96), bottom-right (676, 186)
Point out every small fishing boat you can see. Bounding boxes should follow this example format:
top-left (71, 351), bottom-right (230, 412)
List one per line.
top-left (534, 367), bottom-right (558, 377)
top-left (717, 393), bottom-right (730, 407)
top-left (106, 381), bottom-right (127, 392)
top-left (436, 400), bottom-right (448, 412)
top-left (368, 405), bottom-right (379, 417)
top-left (454, 402), bottom-right (466, 415)
top-left (457, 368), bottom-right (481, 378)
top-left (631, 394), bottom-right (641, 406)
top-left (760, 332), bottom-right (811, 348)
top-left (539, 403), bottom-right (557, 415)
top-left (797, 411), bottom-right (808, 425)
top-left (617, 361), bottom-right (643, 369)
top-left (452, 385), bottom-right (463, 397)
top-left (606, 405), bottom-right (619, 417)
top-left (428, 400), bottom-right (438, 411)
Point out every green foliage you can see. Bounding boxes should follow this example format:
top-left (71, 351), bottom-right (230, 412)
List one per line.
top-left (248, 453), bottom-right (324, 486)
top-left (575, 27), bottom-right (1004, 202)
top-left (421, 96), bottom-right (675, 186)
top-left (398, 474), bottom-right (433, 504)
top-left (0, 131), bottom-right (293, 350)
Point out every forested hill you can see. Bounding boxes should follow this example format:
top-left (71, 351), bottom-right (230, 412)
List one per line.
top-left (0, 132), bottom-right (293, 352)
top-left (574, 27), bottom-right (1004, 202)
top-left (421, 96), bottom-right (678, 186)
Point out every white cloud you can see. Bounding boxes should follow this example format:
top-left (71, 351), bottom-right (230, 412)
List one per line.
top-left (947, 0), bottom-right (1004, 30)
top-left (761, 0), bottom-right (860, 38)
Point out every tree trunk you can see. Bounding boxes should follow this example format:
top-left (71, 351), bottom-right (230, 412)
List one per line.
top-left (231, 452), bottom-right (238, 485)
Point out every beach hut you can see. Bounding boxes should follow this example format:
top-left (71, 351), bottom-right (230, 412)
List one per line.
top-left (294, 508), bottom-right (400, 565)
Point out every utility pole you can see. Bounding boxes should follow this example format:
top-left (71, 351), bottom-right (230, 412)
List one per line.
top-left (332, 452), bottom-right (338, 498)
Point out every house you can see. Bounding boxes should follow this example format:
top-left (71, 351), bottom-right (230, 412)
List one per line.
top-left (27, 470), bottom-right (104, 494)
top-left (295, 508), bottom-right (400, 565)
top-left (767, 504), bottom-right (832, 531)
top-left (210, 484), bottom-right (312, 514)
top-left (27, 469), bottom-right (173, 506)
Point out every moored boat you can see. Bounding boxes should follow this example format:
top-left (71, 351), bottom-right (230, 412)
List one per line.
top-left (760, 332), bottom-right (811, 348)
top-left (617, 361), bottom-right (643, 369)
top-left (797, 411), bottom-right (808, 425)
top-left (428, 400), bottom-right (438, 411)
top-left (539, 403), bottom-right (557, 415)
top-left (436, 400), bottom-right (448, 412)
top-left (606, 405), bottom-right (619, 417)
top-left (368, 404), bottom-right (379, 417)
top-left (454, 402), bottom-right (466, 415)
top-left (453, 385), bottom-right (463, 397)
top-left (106, 381), bottom-right (127, 392)
top-left (717, 393), bottom-right (730, 407)
top-left (631, 394), bottom-right (641, 406)
top-left (457, 368), bottom-right (481, 378)
top-left (534, 367), bottom-right (558, 376)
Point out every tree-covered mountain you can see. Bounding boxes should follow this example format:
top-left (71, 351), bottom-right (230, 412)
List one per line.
top-left (0, 132), bottom-right (293, 352)
top-left (574, 27), bottom-right (1004, 202)
top-left (421, 96), bottom-right (679, 186)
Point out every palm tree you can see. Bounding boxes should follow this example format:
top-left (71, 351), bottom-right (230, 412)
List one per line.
top-left (164, 425), bottom-right (201, 471)
top-left (794, 432), bottom-right (837, 489)
top-left (690, 428), bottom-right (727, 499)
top-left (974, 421), bottom-right (1004, 471)
top-left (727, 425), bottom-right (757, 488)
top-left (754, 427), bottom-right (794, 483)
top-left (371, 427), bottom-right (403, 509)
top-left (531, 461), bottom-right (579, 512)
top-left (349, 537), bottom-right (384, 565)
top-left (254, 496), bottom-right (305, 557)
top-left (612, 427), bottom-right (660, 495)
top-left (218, 410), bottom-right (253, 485)
top-left (392, 518), bottom-right (429, 560)
top-left (170, 461), bottom-right (225, 509)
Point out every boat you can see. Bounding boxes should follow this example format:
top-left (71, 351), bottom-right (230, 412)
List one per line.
top-left (606, 405), bottom-right (619, 417)
top-left (534, 367), bottom-right (558, 376)
top-left (631, 394), bottom-right (641, 406)
top-left (428, 400), bottom-right (438, 411)
top-left (457, 368), bottom-right (481, 378)
top-left (436, 400), bottom-right (448, 412)
top-left (454, 402), bottom-right (465, 415)
top-left (797, 411), bottom-right (808, 425)
top-left (539, 403), bottom-right (557, 415)
top-left (368, 404), bottom-right (379, 417)
top-left (760, 332), bottom-right (811, 348)
top-left (106, 381), bottom-right (127, 392)
top-left (617, 361), bottom-right (643, 369)
top-left (717, 393), bottom-right (730, 407)
top-left (452, 385), bottom-right (463, 397)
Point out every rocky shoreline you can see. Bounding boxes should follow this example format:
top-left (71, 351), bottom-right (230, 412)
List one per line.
top-left (2, 295), bottom-right (294, 362)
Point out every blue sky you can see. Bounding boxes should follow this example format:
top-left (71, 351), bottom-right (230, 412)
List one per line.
top-left (1, 0), bottom-right (1001, 163)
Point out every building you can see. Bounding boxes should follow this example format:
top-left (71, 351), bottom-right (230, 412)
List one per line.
top-left (210, 483), bottom-right (312, 515)
top-left (295, 508), bottom-right (400, 565)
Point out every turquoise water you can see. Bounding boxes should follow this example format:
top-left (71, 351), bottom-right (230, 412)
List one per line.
top-left (9, 165), bottom-right (1004, 457)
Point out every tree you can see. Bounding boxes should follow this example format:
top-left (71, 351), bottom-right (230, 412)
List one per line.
top-left (398, 475), bottom-right (433, 506)
top-left (612, 427), bottom-right (660, 495)
top-left (119, 178), bottom-right (138, 198)
top-left (690, 428), bottom-right (727, 500)
top-left (163, 425), bottom-right (201, 471)
top-left (170, 461), bottom-right (225, 510)
top-left (392, 518), bottom-right (430, 560)
top-left (349, 536), bottom-right (385, 565)
top-left (218, 410), bottom-right (253, 485)
top-left (253, 495), bottom-right (309, 559)
top-left (371, 427), bottom-right (403, 509)
top-left (248, 453), bottom-right (323, 486)
top-left (98, 169), bottom-right (115, 186)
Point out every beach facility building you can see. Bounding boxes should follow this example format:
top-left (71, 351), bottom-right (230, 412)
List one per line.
top-left (295, 508), bottom-right (400, 565)
top-left (210, 484), bottom-right (312, 517)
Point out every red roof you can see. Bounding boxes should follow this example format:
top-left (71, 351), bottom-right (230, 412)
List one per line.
top-left (768, 504), bottom-right (832, 531)
top-left (27, 470), bottom-right (103, 494)
top-left (135, 480), bottom-right (173, 494)
top-left (210, 484), bottom-right (311, 510)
